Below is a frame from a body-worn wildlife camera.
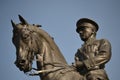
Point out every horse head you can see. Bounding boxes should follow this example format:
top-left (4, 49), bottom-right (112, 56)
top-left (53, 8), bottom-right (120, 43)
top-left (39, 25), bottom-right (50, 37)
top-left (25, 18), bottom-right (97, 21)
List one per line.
top-left (11, 15), bottom-right (43, 72)
top-left (11, 15), bottom-right (67, 73)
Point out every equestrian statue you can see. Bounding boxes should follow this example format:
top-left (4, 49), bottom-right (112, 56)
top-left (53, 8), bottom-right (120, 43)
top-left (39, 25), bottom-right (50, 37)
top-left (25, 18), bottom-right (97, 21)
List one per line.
top-left (11, 15), bottom-right (84, 80)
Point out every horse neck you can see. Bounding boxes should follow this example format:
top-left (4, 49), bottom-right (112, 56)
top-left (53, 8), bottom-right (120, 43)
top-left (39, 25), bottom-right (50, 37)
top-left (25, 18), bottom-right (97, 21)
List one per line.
top-left (36, 41), bottom-right (67, 80)
top-left (36, 28), bottom-right (67, 65)
top-left (34, 28), bottom-right (68, 79)
top-left (37, 40), bottom-right (67, 69)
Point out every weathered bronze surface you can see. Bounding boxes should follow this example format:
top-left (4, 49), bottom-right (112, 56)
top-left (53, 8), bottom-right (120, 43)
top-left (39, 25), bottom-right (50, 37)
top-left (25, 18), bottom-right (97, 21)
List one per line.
top-left (72, 18), bottom-right (111, 80)
top-left (11, 15), bottom-right (84, 80)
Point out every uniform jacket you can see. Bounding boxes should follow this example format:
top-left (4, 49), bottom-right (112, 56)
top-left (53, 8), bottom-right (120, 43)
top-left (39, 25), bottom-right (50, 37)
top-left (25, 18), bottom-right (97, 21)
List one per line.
top-left (75, 38), bottom-right (111, 79)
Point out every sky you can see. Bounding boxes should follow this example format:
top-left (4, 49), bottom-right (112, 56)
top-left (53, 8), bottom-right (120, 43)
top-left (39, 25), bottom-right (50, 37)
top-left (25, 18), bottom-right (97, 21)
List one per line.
top-left (0, 0), bottom-right (120, 80)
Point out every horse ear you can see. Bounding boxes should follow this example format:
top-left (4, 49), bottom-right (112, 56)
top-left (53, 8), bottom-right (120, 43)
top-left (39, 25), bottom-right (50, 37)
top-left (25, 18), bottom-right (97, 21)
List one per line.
top-left (11, 20), bottom-right (16, 28)
top-left (18, 15), bottom-right (28, 25)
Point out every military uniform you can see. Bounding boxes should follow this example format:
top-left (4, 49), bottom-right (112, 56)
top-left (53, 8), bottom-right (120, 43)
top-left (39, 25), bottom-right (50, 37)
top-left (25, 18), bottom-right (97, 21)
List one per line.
top-left (75, 38), bottom-right (111, 80)
top-left (74, 18), bottom-right (112, 80)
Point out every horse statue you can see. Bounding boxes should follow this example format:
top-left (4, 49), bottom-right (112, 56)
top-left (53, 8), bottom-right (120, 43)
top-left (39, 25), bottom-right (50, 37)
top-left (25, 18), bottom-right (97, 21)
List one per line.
top-left (11, 15), bottom-right (84, 80)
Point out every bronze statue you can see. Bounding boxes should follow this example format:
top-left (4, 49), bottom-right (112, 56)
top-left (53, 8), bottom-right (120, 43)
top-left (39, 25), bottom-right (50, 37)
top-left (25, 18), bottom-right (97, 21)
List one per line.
top-left (11, 15), bottom-right (84, 80)
top-left (72, 18), bottom-right (111, 80)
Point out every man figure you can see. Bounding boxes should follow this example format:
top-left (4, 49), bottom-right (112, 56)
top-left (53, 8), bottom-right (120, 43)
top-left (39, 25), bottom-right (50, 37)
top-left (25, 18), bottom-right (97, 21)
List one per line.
top-left (73, 18), bottom-right (111, 80)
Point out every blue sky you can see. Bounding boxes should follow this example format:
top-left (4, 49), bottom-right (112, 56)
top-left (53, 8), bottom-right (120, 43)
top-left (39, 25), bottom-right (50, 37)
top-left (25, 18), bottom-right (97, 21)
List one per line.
top-left (0, 0), bottom-right (120, 80)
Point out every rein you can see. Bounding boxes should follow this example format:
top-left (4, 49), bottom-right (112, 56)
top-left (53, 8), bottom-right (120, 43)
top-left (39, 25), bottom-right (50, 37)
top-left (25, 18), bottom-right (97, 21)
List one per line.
top-left (29, 67), bottom-right (65, 76)
top-left (27, 61), bottom-right (75, 76)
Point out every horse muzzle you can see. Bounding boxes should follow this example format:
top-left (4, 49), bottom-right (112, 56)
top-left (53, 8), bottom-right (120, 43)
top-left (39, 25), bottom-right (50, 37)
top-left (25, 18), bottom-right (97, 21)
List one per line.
top-left (14, 59), bottom-right (32, 72)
